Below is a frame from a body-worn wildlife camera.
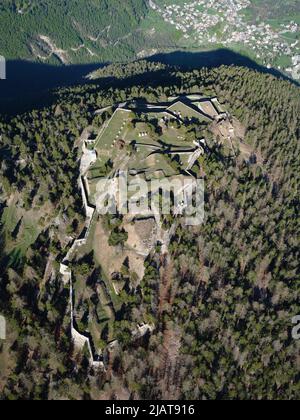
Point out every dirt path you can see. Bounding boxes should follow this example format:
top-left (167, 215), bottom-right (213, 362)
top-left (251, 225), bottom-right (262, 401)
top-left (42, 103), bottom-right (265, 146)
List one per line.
top-left (156, 324), bottom-right (182, 400)
top-left (155, 250), bottom-right (183, 399)
top-left (39, 254), bottom-right (55, 295)
top-left (38, 35), bottom-right (70, 64)
top-left (158, 255), bottom-right (173, 315)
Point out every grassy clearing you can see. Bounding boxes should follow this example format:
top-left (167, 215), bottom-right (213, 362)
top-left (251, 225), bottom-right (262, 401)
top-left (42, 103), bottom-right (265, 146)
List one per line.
top-left (167, 102), bottom-right (211, 122)
top-left (95, 109), bottom-right (131, 153)
top-left (73, 225), bottom-right (120, 348)
top-left (147, 153), bottom-right (177, 177)
top-left (161, 127), bottom-right (189, 146)
top-left (139, 8), bottom-right (182, 43)
top-left (1, 205), bottom-right (40, 267)
top-left (87, 179), bottom-right (99, 206)
top-left (275, 55), bottom-right (292, 67)
top-left (1, 206), bottom-right (18, 235)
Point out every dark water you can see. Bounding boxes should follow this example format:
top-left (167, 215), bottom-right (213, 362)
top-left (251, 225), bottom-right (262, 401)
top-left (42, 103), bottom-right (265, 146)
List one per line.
top-left (0, 49), bottom-right (297, 116)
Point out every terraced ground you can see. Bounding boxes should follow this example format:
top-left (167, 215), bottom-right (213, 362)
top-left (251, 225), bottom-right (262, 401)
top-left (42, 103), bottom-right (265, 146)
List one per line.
top-left (88, 95), bottom-right (241, 191)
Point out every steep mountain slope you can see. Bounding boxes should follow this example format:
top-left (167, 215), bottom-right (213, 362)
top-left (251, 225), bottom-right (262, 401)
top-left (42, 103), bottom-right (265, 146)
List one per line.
top-left (0, 0), bottom-right (149, 63)
top-left (0, 1), bottom-right (299, 79)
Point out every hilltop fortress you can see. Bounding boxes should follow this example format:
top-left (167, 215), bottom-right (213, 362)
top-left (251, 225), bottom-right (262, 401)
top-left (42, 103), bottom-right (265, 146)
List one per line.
top-left (60, 94), bottom-right (259, 367)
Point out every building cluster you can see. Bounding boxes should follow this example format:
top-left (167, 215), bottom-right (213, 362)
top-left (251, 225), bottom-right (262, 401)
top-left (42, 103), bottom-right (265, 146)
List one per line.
top-left (150, 0), bottom-right (300, 78)
top-left (287, 54), bottom-right (300, 79)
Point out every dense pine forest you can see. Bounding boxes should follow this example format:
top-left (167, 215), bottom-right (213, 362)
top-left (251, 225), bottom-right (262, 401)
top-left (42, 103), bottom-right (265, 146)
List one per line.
top-left (0, 63), bottom-right (299, 399)
top-left (0, 0), bottom-right (149, 63)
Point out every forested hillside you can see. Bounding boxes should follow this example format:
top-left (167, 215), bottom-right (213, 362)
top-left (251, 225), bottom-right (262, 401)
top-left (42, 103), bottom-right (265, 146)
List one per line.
top-left (1, 0), bottom-right (299, 81)
top-left (0, 63), bottom-right (299, 399)
top-left (0, 0), bottom-right (149, 63)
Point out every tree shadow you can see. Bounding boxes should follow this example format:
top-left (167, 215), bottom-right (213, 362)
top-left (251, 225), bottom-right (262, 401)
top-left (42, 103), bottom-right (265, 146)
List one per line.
top-left (0, 49), bottom-right (298, 116)
top-left (0, 60), bottom-right (106, 116)
top-left (148, 48), bottom-right (299, 84)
